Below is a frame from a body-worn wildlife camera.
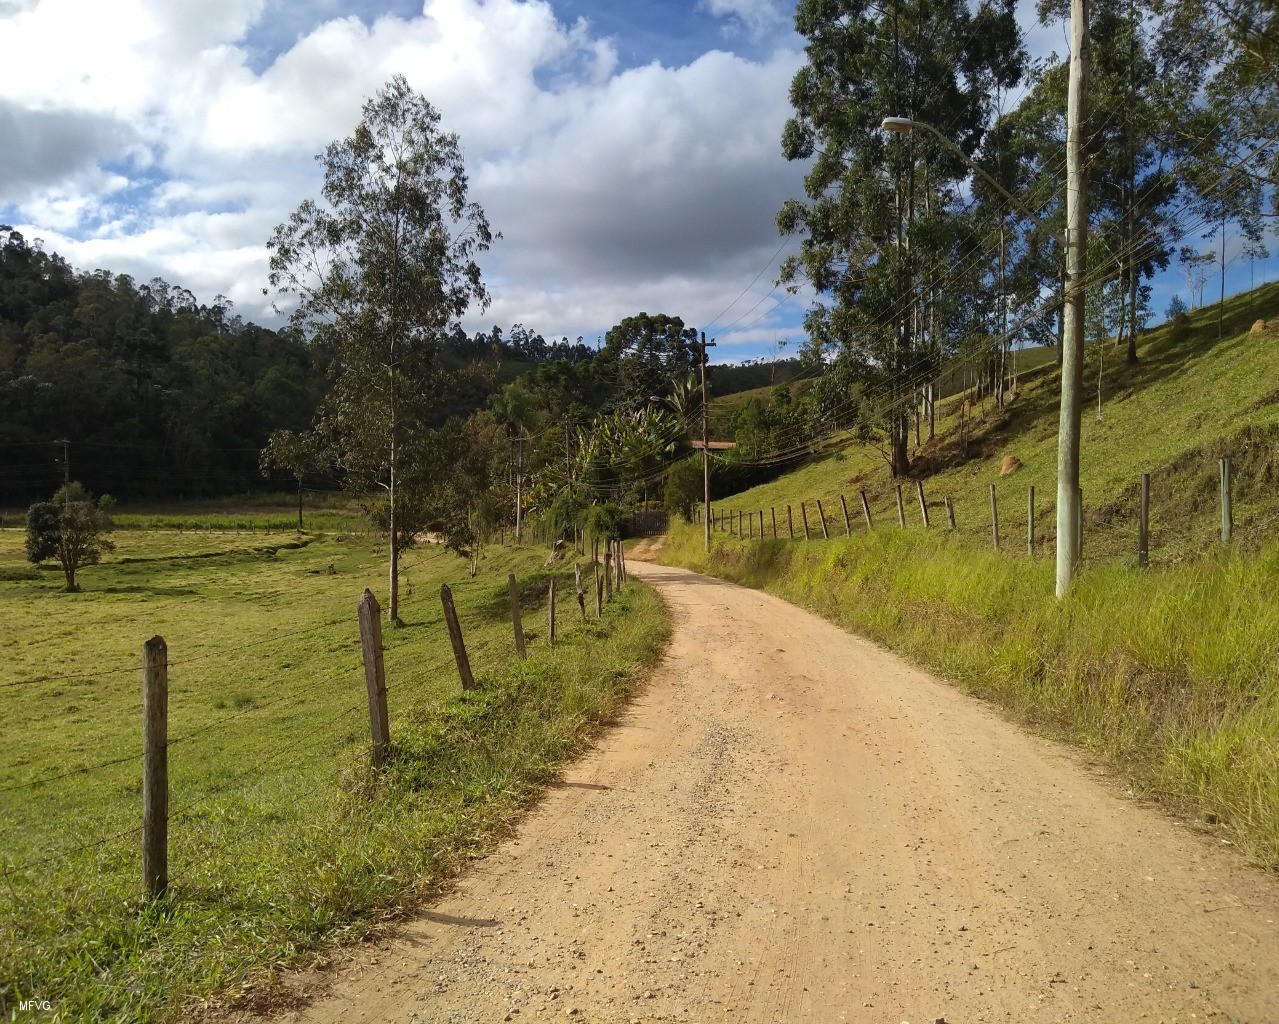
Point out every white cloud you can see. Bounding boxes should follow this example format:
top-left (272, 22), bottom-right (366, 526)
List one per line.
top-left (2, 0), bottom-right (810, 347)
top-left (699, 0), bottom-right (787, 40)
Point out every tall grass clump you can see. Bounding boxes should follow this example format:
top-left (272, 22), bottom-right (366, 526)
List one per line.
top-left (660, 518), bottom-right (1279, 866)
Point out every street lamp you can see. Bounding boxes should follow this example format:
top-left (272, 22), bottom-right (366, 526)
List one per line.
top-left (880, 117), bottom-right (1036, 220)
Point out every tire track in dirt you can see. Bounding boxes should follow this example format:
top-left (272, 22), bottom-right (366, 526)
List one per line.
top-left (226, 557), bottom-right (1279, 1024)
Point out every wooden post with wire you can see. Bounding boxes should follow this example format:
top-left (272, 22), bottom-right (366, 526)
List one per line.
top-left (816, 500), bottom-right (830, 539)
top-left (574, 564), bottom-right (586, 619)
top-left (945, 497), bottom-right (956, 530)
top-left (839, 494), bottom-right (852, 536)
top-left (358, 589), bottom-right (390, 766)
top-left (1027, 485), bottom-right (1036, 556)
top-left (548, 578), bottom-right (556, 645)
top-left (989, 485), bottom-right (1000, 549)
top-left (1220, 456), bottom-right (1233, 544)
top-left (896, 485), bottom-right (906, 528)
top-left (142, 635), bottom-right (168, 899)
top-left (787, 504), bottom-right (794, 539)
top-left (860, 490), bottom-right (873, 531)
top-left (595, 572), bottom-right (603, 618)
top-left (1139, 473), bottom-right (1150, 567)
top-left (916, 481), bottom-right (929, 528)
top-left (604, 549), bottom-right (613, 601)
top-left (771, 507), bottom-right (778, 538)
top-left (508, 572), bottom-right (526, 659)
top-left (439, 584), bottom-right (475, 690)
top-left (801, 502), bottom-right (811, 540)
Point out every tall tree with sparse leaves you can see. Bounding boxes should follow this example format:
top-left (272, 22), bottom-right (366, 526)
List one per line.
top-left (267, 76), bottom-right (495, 621)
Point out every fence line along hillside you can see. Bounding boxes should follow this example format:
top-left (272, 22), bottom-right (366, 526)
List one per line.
top-left (0, 522), bottom-right (661, 1023)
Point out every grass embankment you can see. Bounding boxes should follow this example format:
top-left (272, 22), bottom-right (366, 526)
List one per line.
top-left (715, 283), bottom-right (1279, 565)
top-left (664, 285), bottom-right (1279, 867)
top-left (0, 524), bottom-right (667, 1022)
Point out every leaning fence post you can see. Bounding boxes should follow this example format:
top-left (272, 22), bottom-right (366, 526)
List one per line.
top-left (860, 490), bottom-right (874, 531)
top-left (1139, 473), bottom-right (1150, 567)
top-left (945, 497), bottom-right (956, 530)
top-left (800, 502), bottom-right (811, 540)
top-left (1220, 456), bottom-right (1233, 544)
top-left (839, 494), bottom-right (852, 536)
top-left (358, 589), bottom-right (390, 766)
top-left (1027, 485), bottom-right (1036, 556)
top-left (595, 572), bottom-right (603, 618)
top-left (508, 572), bottom-right (526, 659)
top-left (787, 504), bottom-right (794, 539)
top-left (989, 485), bottom-right (1000, 549)
top-left (142, 635), bottom-right (168, 899)
top-left (895, 485), bottom-right (906, 528)
top-left (574, 564), bottom-right (586, 619)
top-left (816, 499), bottom-right (830, 539)
top-left (916, 481), bottom-right (930, 528)
top-left (439, 584), bottom-right (475, 689)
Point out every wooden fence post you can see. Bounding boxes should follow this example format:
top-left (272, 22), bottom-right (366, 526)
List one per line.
top-left (816, 499), bottom-right (830, 539)
top-left (548, 578), bottom-right (556, 645)
top-left (759, 510), bottom-right (764, 539)
top-left (1139, 473), bottom-right (1150, 567)
top-left (895, 485), bottom-right (906, 528)
top-left (1220, 456), bottom-right (1233, 544)
top-left (916, 480), bottom-right (930, 528)
top-left (358, 589), bottom-right (390, 767)
top-left (860, 490), bottom-right (874, 531)
top-left (595, 572), bottom-right (603, 618)
top-left (771, 507), bottom-right (778, 538)
top-left (748, 509), bottom-right (754, 539)
top-left (439, 584), bottom-right (475, 689)
top-left (604, 550), bottom-right (613, 601)
top-left (989, 485), bottom-right (1000, 549)
top-left (945, 497), bottom-right (956, 530)
top-left (508, 572), bottom-right (526, 659)
top-left (737, 509), bottom-right (742, 536)
top-left (787, 504), bottom-right (794, 539)
top-left (142, 635), bottom-right (168, 899)
top-left (839, 494), bottom-right (852, 536)
top-left (574, 564), bottom-right (586, 618)
top-left (1027, 485), bottom-right (1035, 556)
top-left (800, 502), bottom-right (811, 540)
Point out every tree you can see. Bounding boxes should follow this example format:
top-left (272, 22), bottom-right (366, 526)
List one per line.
top-left (779, 0), bottom-right (1024, 477)
top-left (260, 429), bottom-right (330, 531)
top-left (267, 76), bottom-right (495, 621)
top-left (25, 482), bottom-right (114, 591)
top-left (602, 313), bottom-right (697, 411)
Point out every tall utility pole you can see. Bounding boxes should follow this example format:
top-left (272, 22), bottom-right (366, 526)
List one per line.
top-left (55, 438), bottom-right (70, 487)
top-left (1056, 0), bottom-right (1090, 598)
top-left (514, 435), bottom-right (524, 545)
top-left (700, 332), bottom-right (716, 552)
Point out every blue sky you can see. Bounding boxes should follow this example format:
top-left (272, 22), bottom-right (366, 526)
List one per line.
top-left (0, 0), bottom-right (1272, 365)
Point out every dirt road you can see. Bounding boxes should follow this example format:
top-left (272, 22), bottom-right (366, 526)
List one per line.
top-left (244, 557), bottom-right (1279, 1024)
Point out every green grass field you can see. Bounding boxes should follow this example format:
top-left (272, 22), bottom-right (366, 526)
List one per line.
top-left (0, 521), bottom-right (667, 1022)
top-left (661, 284), bottom-right (1279, 870)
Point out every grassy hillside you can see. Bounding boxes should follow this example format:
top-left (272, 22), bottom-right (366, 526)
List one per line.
top-left (1, 523), bottom-right (666, 1021)
top-left (710, 283), bottom-right (1279, 565)
top-left (658, 283), bottom-right (1279, 867)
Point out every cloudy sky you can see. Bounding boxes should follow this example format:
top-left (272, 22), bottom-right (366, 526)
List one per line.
top-left (1, 0), bottom-right (1271, 364)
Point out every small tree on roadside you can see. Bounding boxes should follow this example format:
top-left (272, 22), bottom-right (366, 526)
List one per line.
top-left (267, 75), bottom-right (495, 622)
top-left (26, 483), bottom-right (115, 591)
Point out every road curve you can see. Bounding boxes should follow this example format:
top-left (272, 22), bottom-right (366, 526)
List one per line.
top-left (240, 557), bottom-right (1279, 1024)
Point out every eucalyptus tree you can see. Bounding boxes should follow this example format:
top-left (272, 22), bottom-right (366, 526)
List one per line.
top-left (267, 75), bottom-right (494, 621)
top-left (779, 0), bottom-right (1024, 477)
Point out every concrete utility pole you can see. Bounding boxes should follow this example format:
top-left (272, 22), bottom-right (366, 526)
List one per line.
top-left (1056, 0), bottom-right (1090, 599)
top-left (700, 332), bottom-right (716, 552)
top-left (706, 332), bottom-right (716, 552)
